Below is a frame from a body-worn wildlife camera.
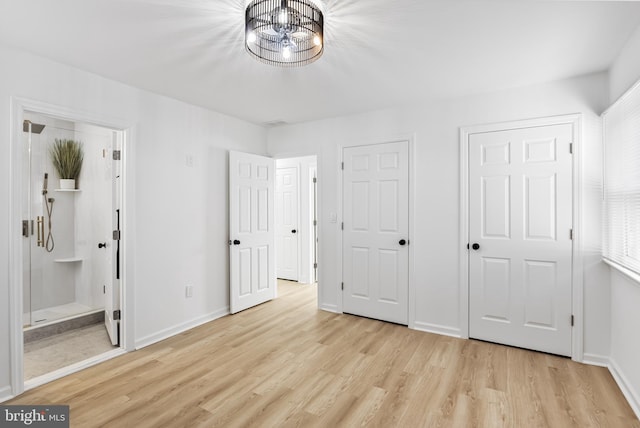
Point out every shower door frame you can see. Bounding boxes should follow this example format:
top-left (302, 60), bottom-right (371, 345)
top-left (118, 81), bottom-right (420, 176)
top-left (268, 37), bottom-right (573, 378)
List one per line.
top-left (8, 97), bottom-right (136, 397)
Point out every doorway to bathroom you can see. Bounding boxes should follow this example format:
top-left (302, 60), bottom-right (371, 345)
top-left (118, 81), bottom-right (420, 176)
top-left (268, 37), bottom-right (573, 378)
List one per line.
top-left (18, 110), bottom-right (125, 387)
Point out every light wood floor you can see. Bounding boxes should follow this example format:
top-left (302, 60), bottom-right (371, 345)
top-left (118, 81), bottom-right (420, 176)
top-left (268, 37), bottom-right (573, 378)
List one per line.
top-left (8, 281), bottom-right (639, 427)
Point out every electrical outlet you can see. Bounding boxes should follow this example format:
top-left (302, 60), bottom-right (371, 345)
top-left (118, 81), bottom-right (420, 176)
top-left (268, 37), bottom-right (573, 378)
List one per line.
top-left (185, 285), bottom-right (193, 298)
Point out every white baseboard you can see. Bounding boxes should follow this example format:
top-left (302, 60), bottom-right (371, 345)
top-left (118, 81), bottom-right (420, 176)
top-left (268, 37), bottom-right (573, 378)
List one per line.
top-left (582, 353), bottom-right (610, 367)
top-left (609, 358), bottom-right (640, 420)
top-left (135, 307), bottom-right (229, 349)
top-left (318, 303), bottom-right (339, 313)
top-left (0, 386), bottom-right (13, 403)
top-left (412, 321), bottom-right (462, 338)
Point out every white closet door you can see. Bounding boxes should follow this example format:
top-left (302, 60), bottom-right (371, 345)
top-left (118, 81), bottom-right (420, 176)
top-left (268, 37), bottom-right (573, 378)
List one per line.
top-left (343, 141), bottom-right (409, 325)
top-left (469, 124), bottom-right (573, 356)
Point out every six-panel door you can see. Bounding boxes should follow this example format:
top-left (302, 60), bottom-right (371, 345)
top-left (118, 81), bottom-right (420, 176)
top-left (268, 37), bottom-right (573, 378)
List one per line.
top-left (342, 141), bottom-right (409, 325)
top-left (229, 151), bottom-right (276, 314)
top-left (469, 124), bottom-right (573, 356)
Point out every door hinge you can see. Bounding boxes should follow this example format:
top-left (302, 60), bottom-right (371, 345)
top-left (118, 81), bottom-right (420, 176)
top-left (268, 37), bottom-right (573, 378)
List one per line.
top-left (113, 150), bottom-right (121, 160)
top-left (569, 229), bottom-right (573, 240)
top-left (341, 162), bottom-right (344, 170)
top-left (341, 282), bottom-right (344, 290)
top-left (313, 220), bottom-right (317, 226)
top-left (313, 177), bottom-right (317, 183)
top-left (569, 143), bottom-right (573, 154)
top-left (314, 263), bottom-right (318, 269)
top-left (113, 230), bottom-right (121, 241)
top-left (103, 285), bottom-right (106, 294)
top-left (113, 309), bottom-right (121, 321)
top-left (341, 222), bottom-right (344, 230)
top-left (570, 315), bottom-right (574, 326)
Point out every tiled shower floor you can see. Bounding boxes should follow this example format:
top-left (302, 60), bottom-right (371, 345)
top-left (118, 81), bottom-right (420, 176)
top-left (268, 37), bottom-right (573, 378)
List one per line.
top-left (24, 323), bottom-right (117, 380)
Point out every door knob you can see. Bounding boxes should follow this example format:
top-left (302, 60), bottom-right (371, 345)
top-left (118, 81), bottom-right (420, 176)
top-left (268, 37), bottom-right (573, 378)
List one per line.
top-left (399, 239), bottom-right (407, 246)
top-left (291, 229), bottom-right (297, 234)
top-left (472, 243), bottom-right (480, 250)
top-left (233, 239), bottom-right (241, 245)
top-left (98, 242), bottom-right (107, 249)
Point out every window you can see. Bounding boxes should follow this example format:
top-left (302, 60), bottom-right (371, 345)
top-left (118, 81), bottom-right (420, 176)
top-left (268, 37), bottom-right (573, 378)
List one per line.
top-left (603, 81), bottom-right (640, 274)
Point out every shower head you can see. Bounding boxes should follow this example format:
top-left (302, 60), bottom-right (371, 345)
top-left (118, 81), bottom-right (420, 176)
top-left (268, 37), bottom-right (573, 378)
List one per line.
top-left (23, 120), bottom-right (46, 134)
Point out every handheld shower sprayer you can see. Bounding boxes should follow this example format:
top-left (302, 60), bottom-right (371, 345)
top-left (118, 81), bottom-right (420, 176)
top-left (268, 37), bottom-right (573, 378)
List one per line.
top-left (42, 172), bottom-right (48, 195)
top-left (41, 172), bottom-right (54, 252)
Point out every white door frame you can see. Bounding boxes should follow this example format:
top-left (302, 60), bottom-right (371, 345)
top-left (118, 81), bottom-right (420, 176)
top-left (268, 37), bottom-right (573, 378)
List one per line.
top-left (459, 114), bottom-right (584, 361)
top-left (8, 97), bottom-right (135, 397)
top-left (336, 135), bottom-right (416, 328)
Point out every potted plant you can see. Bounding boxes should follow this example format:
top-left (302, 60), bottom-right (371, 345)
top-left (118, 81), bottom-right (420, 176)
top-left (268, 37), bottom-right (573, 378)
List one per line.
top-left (50, 138), bottom-right (84, 189)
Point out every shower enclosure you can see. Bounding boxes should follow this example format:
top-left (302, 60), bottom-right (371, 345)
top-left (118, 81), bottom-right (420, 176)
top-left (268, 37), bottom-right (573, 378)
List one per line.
top-left (21, 112), bottom-right (119, 335)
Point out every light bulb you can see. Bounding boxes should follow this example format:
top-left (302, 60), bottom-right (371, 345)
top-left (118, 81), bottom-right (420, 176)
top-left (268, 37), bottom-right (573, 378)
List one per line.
top-left (247, 31), bottom-right (256, 44)
top-left (282, 46), bottom-right (291, 59)
top-left (313, 35), bottom-right (322, 46)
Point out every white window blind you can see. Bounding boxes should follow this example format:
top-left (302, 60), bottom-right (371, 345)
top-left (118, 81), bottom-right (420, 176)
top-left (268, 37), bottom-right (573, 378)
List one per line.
top-left (603, 81), bottom-right (640, 274)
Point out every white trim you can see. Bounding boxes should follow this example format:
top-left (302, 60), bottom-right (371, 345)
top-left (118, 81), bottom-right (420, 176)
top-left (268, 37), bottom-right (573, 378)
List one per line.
top-left (459, 126), bottom-right (470, 339)
top-left (0, 386), bottom-right (12, 404)
top-left (609, 358), bottom-right (640, 420)
top-left (604, 258), bottom-right (640, 287)
top-left (459, 114), bottom-right (584, 360)
top-left (8, 97), bottom-right (25, 398)
top-left (582, 353), bottom-right (610, 368)
top-left (407, 135), bottom-right (416, 329)
top-left (318, 303), bottom-right (339, 313)
top-left (135, 307), bottom-right (229, 349)
top-left (24, 348), bottom-right (126, 392)
top-left (8, 97), bottom-right (135, 397)
top-left (336, 142), bottom-right (344, 314)
top-left (412, 321), bottom-right (462, 338)
top-left (337, 134), bottom-right (416, 325)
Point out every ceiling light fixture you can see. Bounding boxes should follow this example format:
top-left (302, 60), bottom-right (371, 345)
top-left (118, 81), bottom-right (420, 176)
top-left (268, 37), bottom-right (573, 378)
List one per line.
top-left (245, 0), bottom-right (324, 67)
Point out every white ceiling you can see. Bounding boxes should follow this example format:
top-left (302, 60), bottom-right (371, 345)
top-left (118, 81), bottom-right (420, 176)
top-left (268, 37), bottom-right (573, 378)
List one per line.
top-left (1, 0), bottom-right (639, 125)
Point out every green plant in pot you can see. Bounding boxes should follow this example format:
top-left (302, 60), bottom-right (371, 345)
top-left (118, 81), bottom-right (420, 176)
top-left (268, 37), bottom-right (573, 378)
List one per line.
top-left (50, 138), bottom-right (84, 190)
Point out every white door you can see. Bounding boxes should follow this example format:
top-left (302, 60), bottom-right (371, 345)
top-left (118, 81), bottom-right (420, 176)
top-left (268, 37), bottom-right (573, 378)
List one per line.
top-left (343, 141), bottom-right (409, 325)
top-left (276, 166), bottom-right (299, 281)
top-left (229, 151), bottom-right (276, 314)
top-left (105, 132), bottom-right (122, 346)
top-left (469, 124), bottom-right (573, 356)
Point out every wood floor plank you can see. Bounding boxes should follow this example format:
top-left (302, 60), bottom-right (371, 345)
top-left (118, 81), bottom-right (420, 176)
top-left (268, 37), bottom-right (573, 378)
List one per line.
top-left (7, 281), bottom-right (639, 427)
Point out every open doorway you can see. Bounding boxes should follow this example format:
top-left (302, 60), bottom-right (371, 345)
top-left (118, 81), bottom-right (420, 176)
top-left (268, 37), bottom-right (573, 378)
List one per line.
top-left (275, 156), bottom-right (318, 288)
top-left (17, 110), bottom-right (125, 388)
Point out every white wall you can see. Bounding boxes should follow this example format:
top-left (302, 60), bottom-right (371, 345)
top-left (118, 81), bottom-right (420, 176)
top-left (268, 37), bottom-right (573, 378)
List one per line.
top-left (609, 24), bottom-right (640, 103)
top-left (267, 72), bottom-right (610, 355)
top-left (0, 43), bottom-right (267, 398)
top-left (607, 25), bottom-right (640, 417)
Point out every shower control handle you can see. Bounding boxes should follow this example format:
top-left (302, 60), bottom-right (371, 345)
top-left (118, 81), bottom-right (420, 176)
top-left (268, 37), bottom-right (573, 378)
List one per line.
top-left (36, 216), bottom-right (44, 247)
top-left (98, 242), bottom-right (107, 249)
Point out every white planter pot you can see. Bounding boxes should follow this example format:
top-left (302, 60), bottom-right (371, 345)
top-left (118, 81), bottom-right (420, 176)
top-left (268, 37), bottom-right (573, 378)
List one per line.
top-left (60, 179), bottom-right (76, 190)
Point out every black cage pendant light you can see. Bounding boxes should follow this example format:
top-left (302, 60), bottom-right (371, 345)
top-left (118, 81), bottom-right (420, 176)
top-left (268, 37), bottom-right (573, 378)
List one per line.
top-left (245, 0), bottom-right (324, 67)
